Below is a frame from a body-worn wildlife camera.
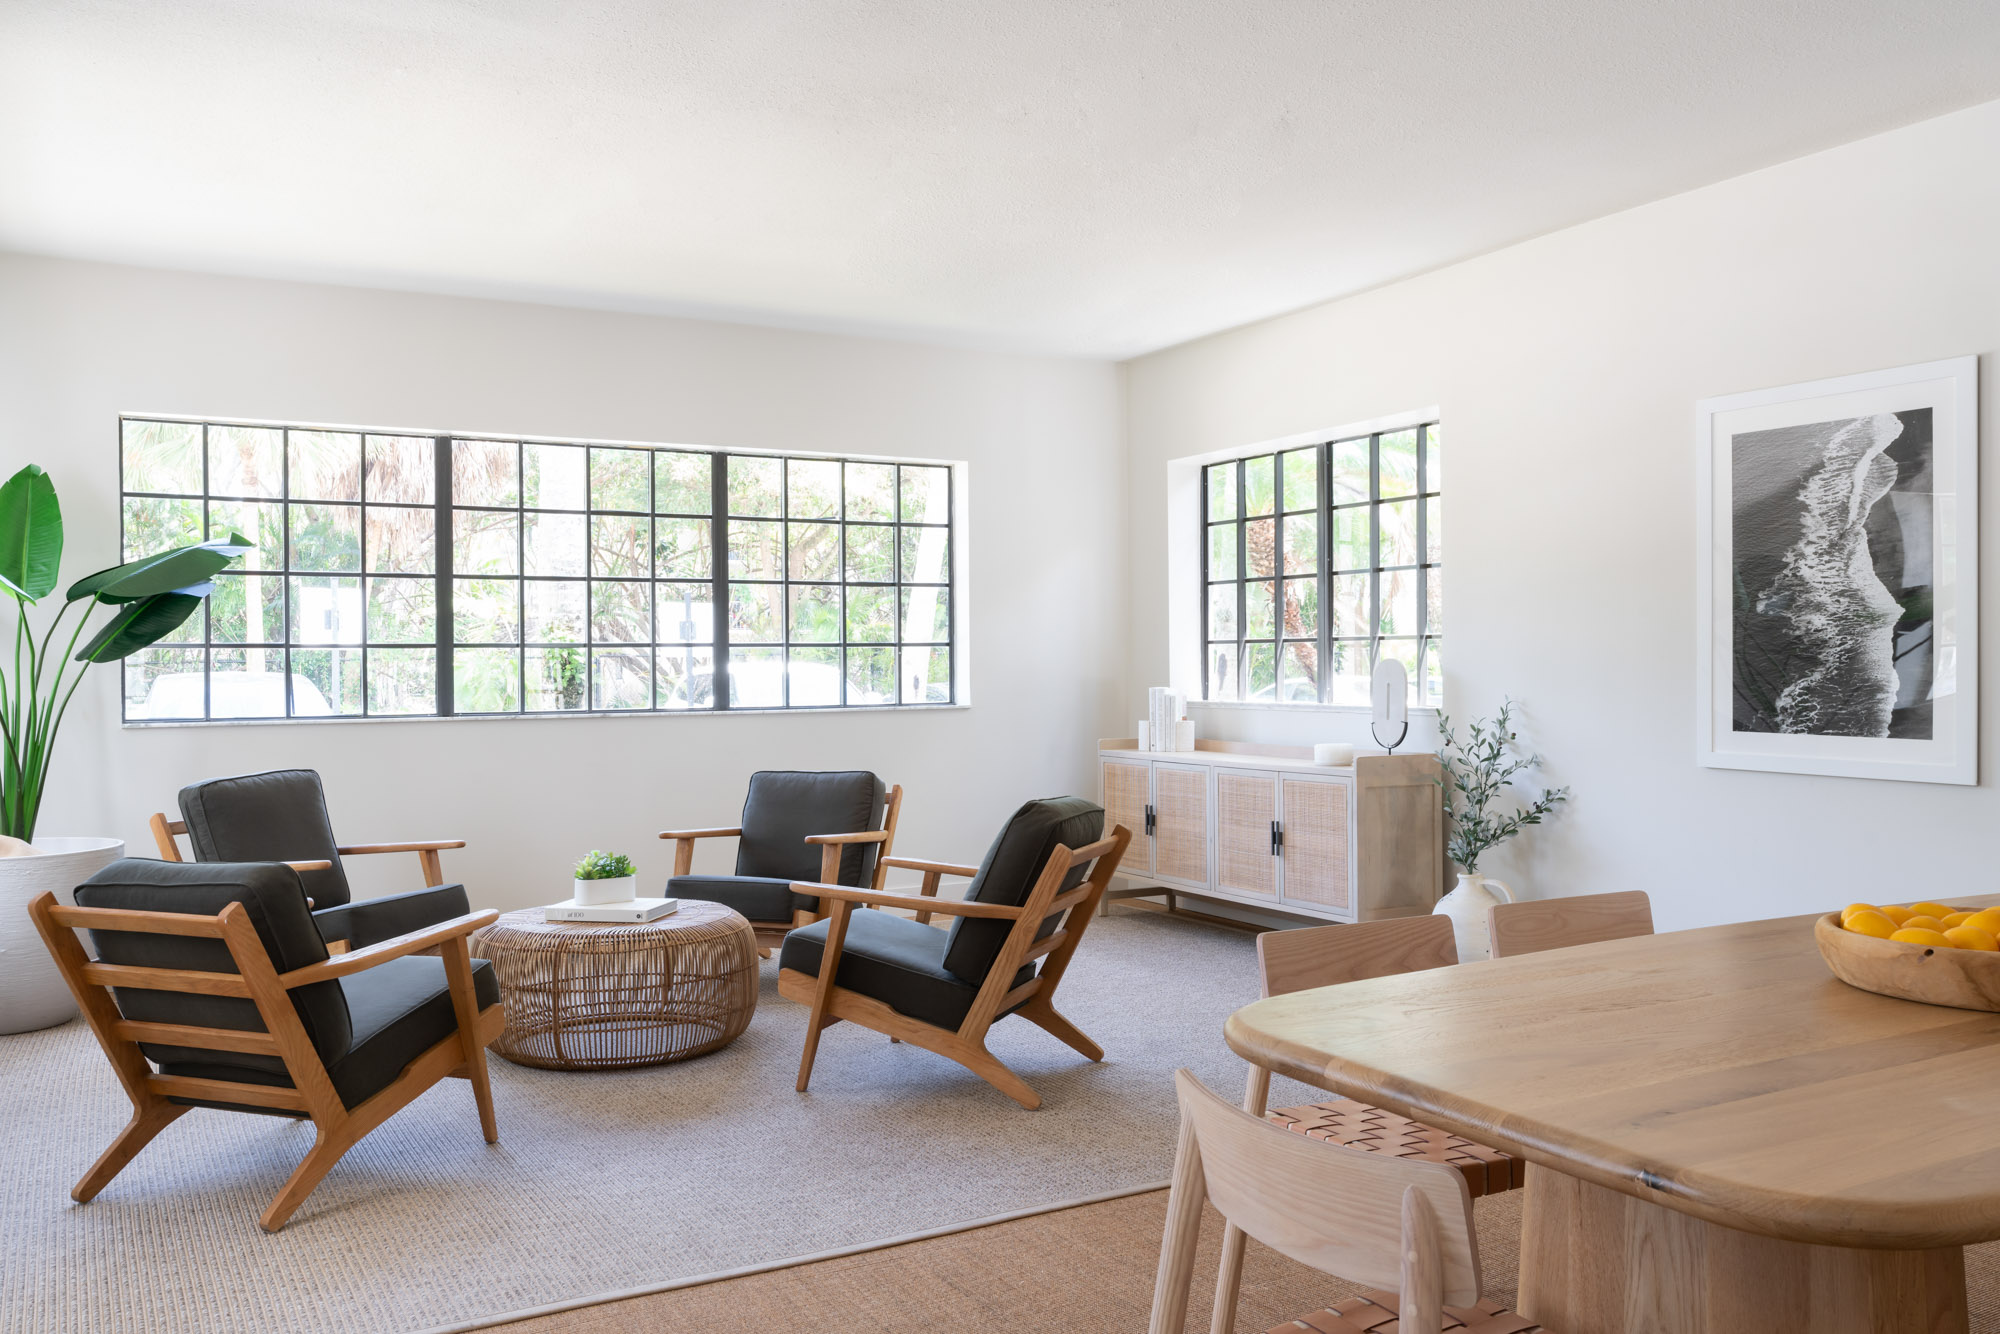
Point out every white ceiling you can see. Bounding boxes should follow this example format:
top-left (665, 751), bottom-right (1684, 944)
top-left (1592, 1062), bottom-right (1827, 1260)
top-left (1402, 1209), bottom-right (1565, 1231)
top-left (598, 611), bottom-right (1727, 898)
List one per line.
top-left (5, 2), bottom-right (2000, 359)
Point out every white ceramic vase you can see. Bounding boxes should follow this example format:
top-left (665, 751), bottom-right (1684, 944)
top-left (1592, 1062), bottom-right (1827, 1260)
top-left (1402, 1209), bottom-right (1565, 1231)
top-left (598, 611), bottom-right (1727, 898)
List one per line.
top-left (0, 836), bottom-right (127, 1034)
top-left (573, 874), bottom-right (637, 906)
top-left (1434, 871), bottom-right (1513, 963)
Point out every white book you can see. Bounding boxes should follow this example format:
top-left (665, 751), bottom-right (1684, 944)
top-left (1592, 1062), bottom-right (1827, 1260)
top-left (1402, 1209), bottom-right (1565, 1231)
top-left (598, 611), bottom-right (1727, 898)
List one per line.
top-left (544, 896), bottom-right (679, 924)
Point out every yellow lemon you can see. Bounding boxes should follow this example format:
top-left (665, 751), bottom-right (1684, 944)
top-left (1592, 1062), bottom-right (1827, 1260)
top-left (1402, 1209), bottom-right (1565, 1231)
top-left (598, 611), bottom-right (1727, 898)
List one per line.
top-left (1891, 928), bottom-right (1953, 947)
top-left (1945, 926), bottom-right (1999, 952)
top-left (1901, 915), bottom-right (1946, 933)
top-left (1880, 905), bottom-right (1916, 925)
top-left (1843, 910), bottom-right (1898, 940)
top-left (1944, 911), bottom-right (1977, 927)
top-left (1841, 902), bottom-right (1881, 926)
top-left (1963, 909), bottom-right (2000, 936)
top-left (1909, 901), bottom-right (1957, 919)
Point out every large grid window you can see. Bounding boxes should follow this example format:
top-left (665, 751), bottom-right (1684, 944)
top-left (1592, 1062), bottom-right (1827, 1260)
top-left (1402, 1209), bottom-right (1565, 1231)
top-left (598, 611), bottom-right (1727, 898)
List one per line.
top-left (1201, 422), bottom-right (1440, 707)
top-left (120, 419), bottom-right (957, 721)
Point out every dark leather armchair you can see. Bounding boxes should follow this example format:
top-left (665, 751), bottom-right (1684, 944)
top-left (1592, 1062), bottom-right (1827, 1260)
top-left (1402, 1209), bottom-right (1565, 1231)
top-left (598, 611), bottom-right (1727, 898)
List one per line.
top-left (29, 858), bottom-right (502, 1231)
top-left (150, 769), bottom-right (470, 951)
top-left (777, 796), bottom-right (1131, 1109)
top-left (661, 770), bottom-right (904, 951)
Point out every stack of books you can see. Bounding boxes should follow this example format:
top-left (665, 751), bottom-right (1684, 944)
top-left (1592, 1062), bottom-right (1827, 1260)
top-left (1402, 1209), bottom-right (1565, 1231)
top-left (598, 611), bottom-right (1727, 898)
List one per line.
top-left (543, 896), bottom-right (679, 924)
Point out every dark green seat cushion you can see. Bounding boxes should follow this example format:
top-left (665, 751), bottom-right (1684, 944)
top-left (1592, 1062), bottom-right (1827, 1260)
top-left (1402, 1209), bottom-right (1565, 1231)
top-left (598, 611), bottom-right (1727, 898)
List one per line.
top-left (161, 956), bottom-right (499, 1111)
top-left (668, 875), bottom-right (798, 924)
top-left (941, 797), bottom-right (1104, 984)
top-left (779, 909), bottom-right (980, 1032)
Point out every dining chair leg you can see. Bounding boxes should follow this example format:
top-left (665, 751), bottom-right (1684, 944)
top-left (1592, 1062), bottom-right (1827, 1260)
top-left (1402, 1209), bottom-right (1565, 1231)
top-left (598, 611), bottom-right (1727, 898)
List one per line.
top-left (1400, 1186), bottom-right (1445, 1334)
top-left (1149, 1110), bottom-right (1210, 1334)
top-left (1208, 1062), bottom-right (1273, 1333)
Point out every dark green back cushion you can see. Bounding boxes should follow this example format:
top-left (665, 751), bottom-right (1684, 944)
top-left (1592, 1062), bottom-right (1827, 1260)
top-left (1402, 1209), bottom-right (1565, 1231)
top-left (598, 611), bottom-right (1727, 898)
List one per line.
top-left (941, 797), bottom-right (1103, 984)
top-left (75, 858), bottom-right (349, 1080)
top-left (179, 768), bottom-right (351, 908)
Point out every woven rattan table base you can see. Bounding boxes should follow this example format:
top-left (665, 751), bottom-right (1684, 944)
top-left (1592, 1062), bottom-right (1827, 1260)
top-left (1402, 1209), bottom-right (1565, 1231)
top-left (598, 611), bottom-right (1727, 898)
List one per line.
top-left (1272, 1292), bottom-right (1543, 1333)
top-left (471, 901), bottom-right (758, 1071)
top-left (1267, 1098), bottom-right (1524, 1198)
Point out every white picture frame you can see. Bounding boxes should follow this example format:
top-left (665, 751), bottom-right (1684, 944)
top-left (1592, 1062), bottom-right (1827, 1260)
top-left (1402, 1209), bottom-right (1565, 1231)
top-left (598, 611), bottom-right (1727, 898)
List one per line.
top-left (1695, 356), bottom-right (1978, 784)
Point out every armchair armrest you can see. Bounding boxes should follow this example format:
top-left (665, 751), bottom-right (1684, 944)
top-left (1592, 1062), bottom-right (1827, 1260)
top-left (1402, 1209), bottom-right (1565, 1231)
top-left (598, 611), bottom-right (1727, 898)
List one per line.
top-left (278, 909), bottom-right (499, 988)
top-left (879, 854), bottom-right (980, 878)
top-left (804, 828), bottom-right (892, 885)
top-left (659, 827), bottom-right (742, 877)
top-left (788, 881), bottom-right (1021, 920)
top-left (336, 839), bottom-right (466, 888)
top-left (877, 853), bottom-right (979, 923)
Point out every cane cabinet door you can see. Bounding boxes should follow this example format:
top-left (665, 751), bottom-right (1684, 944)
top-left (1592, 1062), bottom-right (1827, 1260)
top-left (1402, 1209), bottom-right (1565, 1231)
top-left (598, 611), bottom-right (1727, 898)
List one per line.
top-left (1100, 758), bottom-right (1153, 875)
top-left (1278, 775), bottom-right (1353, 916)
top-left (1151, 762), bottom-right (1210, 888)
top-left (1214, 770), bottom-right (1279, 900)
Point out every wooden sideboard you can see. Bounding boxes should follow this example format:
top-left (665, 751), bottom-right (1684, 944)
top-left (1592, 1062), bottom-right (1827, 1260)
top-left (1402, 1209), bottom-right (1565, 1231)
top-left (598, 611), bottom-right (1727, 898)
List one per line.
top-left (1097, 739), bottom-right (1445, 923)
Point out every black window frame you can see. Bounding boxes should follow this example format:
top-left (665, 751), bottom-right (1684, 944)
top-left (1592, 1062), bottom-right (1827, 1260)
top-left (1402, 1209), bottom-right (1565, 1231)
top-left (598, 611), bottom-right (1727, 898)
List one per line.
top-left (1199, 422), bottom-right (1440, 707)
top-left (117, 417), bottom-right (960, 722)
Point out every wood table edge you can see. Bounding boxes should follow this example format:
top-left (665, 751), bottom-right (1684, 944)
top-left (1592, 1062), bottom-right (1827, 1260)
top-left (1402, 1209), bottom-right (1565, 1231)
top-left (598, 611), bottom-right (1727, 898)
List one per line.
top-left (1222, 1003), bottom-right (2000, 1251)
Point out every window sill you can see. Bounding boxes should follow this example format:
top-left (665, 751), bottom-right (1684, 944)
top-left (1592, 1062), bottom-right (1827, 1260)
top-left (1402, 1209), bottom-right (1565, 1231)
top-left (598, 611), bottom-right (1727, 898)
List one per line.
top-left (121, 702), bottom-right (971, 729)
top-left (1188, 699), bottom-right (1440, 716)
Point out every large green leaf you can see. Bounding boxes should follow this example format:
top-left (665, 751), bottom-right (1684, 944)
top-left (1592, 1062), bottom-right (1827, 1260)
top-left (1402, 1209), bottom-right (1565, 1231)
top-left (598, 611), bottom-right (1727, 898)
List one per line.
top-left (66, 533), bottom-right (250, 604)
top-left (0, 465), bottom-right (64, 603)
top-left (74, 589), bottom-right (208, 663)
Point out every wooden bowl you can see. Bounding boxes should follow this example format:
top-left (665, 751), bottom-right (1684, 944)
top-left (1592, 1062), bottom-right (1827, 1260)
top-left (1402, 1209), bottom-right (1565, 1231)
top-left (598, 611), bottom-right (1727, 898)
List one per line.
top-left (1815, 913), bottom-right (2000, 1012)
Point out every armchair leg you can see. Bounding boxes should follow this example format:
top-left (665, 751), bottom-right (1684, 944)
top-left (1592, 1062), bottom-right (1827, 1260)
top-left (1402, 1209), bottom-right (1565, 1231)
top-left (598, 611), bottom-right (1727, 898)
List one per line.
top-left (796, 899), bottom-right (854, 1094)
top-left (1018, 999), bottom-right (1103, 1062)
top-left (440, 936), bottom-right (499, 1144)
top-left (73, 1101), bottom-right (187, 1203)
top-left (954, 1039), bottom-right (1042, 1110)
top-left (262, 1129), bottom-right (348, 1233)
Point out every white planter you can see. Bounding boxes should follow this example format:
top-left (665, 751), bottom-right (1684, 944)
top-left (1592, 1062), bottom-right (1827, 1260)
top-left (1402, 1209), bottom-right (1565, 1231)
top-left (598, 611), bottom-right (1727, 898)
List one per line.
top-left (1433, 871), bottom-right (1513, 963)
top-left (573, 874), bottom-right (637, 907)
top-left (0, 836), bottom-right (126, 1034)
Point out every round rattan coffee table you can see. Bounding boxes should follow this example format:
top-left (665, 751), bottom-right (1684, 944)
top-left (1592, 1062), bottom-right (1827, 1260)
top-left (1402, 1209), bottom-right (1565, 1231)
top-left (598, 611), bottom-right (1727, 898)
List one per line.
top-left (470, 901), bottom-right (758, 1071)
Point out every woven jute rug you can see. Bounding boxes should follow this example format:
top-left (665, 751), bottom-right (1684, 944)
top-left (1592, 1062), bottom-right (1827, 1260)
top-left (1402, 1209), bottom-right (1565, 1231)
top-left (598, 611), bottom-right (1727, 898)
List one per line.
top-left (482, 1187), bottom-right (2000, 1333)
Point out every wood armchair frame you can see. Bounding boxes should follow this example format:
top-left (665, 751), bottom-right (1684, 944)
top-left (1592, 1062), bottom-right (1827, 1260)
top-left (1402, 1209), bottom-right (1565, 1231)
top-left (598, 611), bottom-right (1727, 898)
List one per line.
top-left (776, 824), bottom-right (1131, 1109)
top-left (26, 890), bottom-right (503, 1232)
top-left (658, 783), bottom-right (905, 951)
top-left (149, 811), bottom-right (466, 888)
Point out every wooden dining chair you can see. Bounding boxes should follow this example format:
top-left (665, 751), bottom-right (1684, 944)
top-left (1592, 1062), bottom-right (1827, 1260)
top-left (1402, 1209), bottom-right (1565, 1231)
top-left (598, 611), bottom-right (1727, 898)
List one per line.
top-left (28, 858), bottom-right (504, 1232)
top-left (1151, 1069), bottom-right (1543, 1334)
top-left (1212, 917), bottom-right (1522, 1332)
top-left (1488, 889), bottom-right (1654, 959)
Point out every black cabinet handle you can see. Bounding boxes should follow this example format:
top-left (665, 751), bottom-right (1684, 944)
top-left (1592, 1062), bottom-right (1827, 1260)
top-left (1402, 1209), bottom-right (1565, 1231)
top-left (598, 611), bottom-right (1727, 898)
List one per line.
top-left (1144, 803), bottom-right (1155, 836)
top-left (1271, 820), bottom-right (1283, 855)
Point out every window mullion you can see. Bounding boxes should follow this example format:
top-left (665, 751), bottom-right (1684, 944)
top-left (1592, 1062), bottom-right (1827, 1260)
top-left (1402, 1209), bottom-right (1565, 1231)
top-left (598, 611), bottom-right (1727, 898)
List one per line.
top-left (1317, 439), bottom-right (1331, 705)
top-left (1368, 433), bottom-right (1381, 674)
top-left (710, 453), bottom-right (731, 710)
top-left (434, 436), bottom-right (454, 716)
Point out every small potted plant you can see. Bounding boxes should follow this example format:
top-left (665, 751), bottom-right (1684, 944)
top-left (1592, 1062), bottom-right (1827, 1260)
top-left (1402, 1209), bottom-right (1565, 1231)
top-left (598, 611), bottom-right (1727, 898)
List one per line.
top-left (572, 850), bottom-right (638, 906)
top-left (1432, 700), bottom-right (1569, 961)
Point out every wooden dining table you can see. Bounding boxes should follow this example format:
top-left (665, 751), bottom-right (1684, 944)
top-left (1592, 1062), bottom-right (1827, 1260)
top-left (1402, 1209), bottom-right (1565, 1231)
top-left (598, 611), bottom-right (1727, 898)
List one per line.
top-left (1224, 904), bottom-right (2000, 1334)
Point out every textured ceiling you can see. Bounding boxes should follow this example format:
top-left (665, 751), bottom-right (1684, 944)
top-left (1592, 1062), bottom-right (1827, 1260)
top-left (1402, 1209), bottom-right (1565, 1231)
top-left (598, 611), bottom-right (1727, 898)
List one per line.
top-left (4, 1), bottom-right (2000, 357)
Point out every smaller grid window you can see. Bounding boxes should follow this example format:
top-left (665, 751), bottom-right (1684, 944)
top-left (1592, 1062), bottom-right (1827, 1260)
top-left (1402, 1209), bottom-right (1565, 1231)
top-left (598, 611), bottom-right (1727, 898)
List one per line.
top-left (1201, 423), bottom-right (1440, 707)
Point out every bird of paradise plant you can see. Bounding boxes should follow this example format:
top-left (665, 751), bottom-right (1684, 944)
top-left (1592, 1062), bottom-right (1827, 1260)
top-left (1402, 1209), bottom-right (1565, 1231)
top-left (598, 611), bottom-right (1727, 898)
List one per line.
top-left (0, 464), bottom-right (247, 840)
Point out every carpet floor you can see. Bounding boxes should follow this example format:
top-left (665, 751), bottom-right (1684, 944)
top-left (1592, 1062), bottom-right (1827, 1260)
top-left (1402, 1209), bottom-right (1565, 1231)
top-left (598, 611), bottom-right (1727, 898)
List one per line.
top-left (484, 1186), bottom-right (2000, 1333)
top-left (2, 910), bottom-right (1327, 1334)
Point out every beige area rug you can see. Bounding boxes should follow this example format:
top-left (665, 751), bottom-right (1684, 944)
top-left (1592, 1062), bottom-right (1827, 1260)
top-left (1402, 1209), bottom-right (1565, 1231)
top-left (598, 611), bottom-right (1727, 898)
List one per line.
top-left (2, 910), bottom-right (1329, 1334)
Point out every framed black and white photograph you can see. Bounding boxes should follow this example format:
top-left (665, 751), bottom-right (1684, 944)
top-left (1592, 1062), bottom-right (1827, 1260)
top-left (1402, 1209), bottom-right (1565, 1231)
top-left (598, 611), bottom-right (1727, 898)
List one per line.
top-left (1695, 356), bottom-right (1978, 784)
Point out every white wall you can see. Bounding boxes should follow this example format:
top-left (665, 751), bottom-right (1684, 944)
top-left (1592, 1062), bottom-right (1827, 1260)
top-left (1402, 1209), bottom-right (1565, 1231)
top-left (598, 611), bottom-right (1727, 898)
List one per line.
top-left (0, 253), bottom-right (1126, 907)
top-left (1123, 99), bottom-right (2000, 931)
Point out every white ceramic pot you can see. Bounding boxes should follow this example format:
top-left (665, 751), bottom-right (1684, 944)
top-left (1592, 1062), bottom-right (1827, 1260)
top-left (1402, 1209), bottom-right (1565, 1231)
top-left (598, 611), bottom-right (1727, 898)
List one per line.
top-left (0, 836), bottom-right (126, 1034)
top-left (573, 874), bottom-right (637, 907)
top-left (1434, 871), bottom-right (1513, 963)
